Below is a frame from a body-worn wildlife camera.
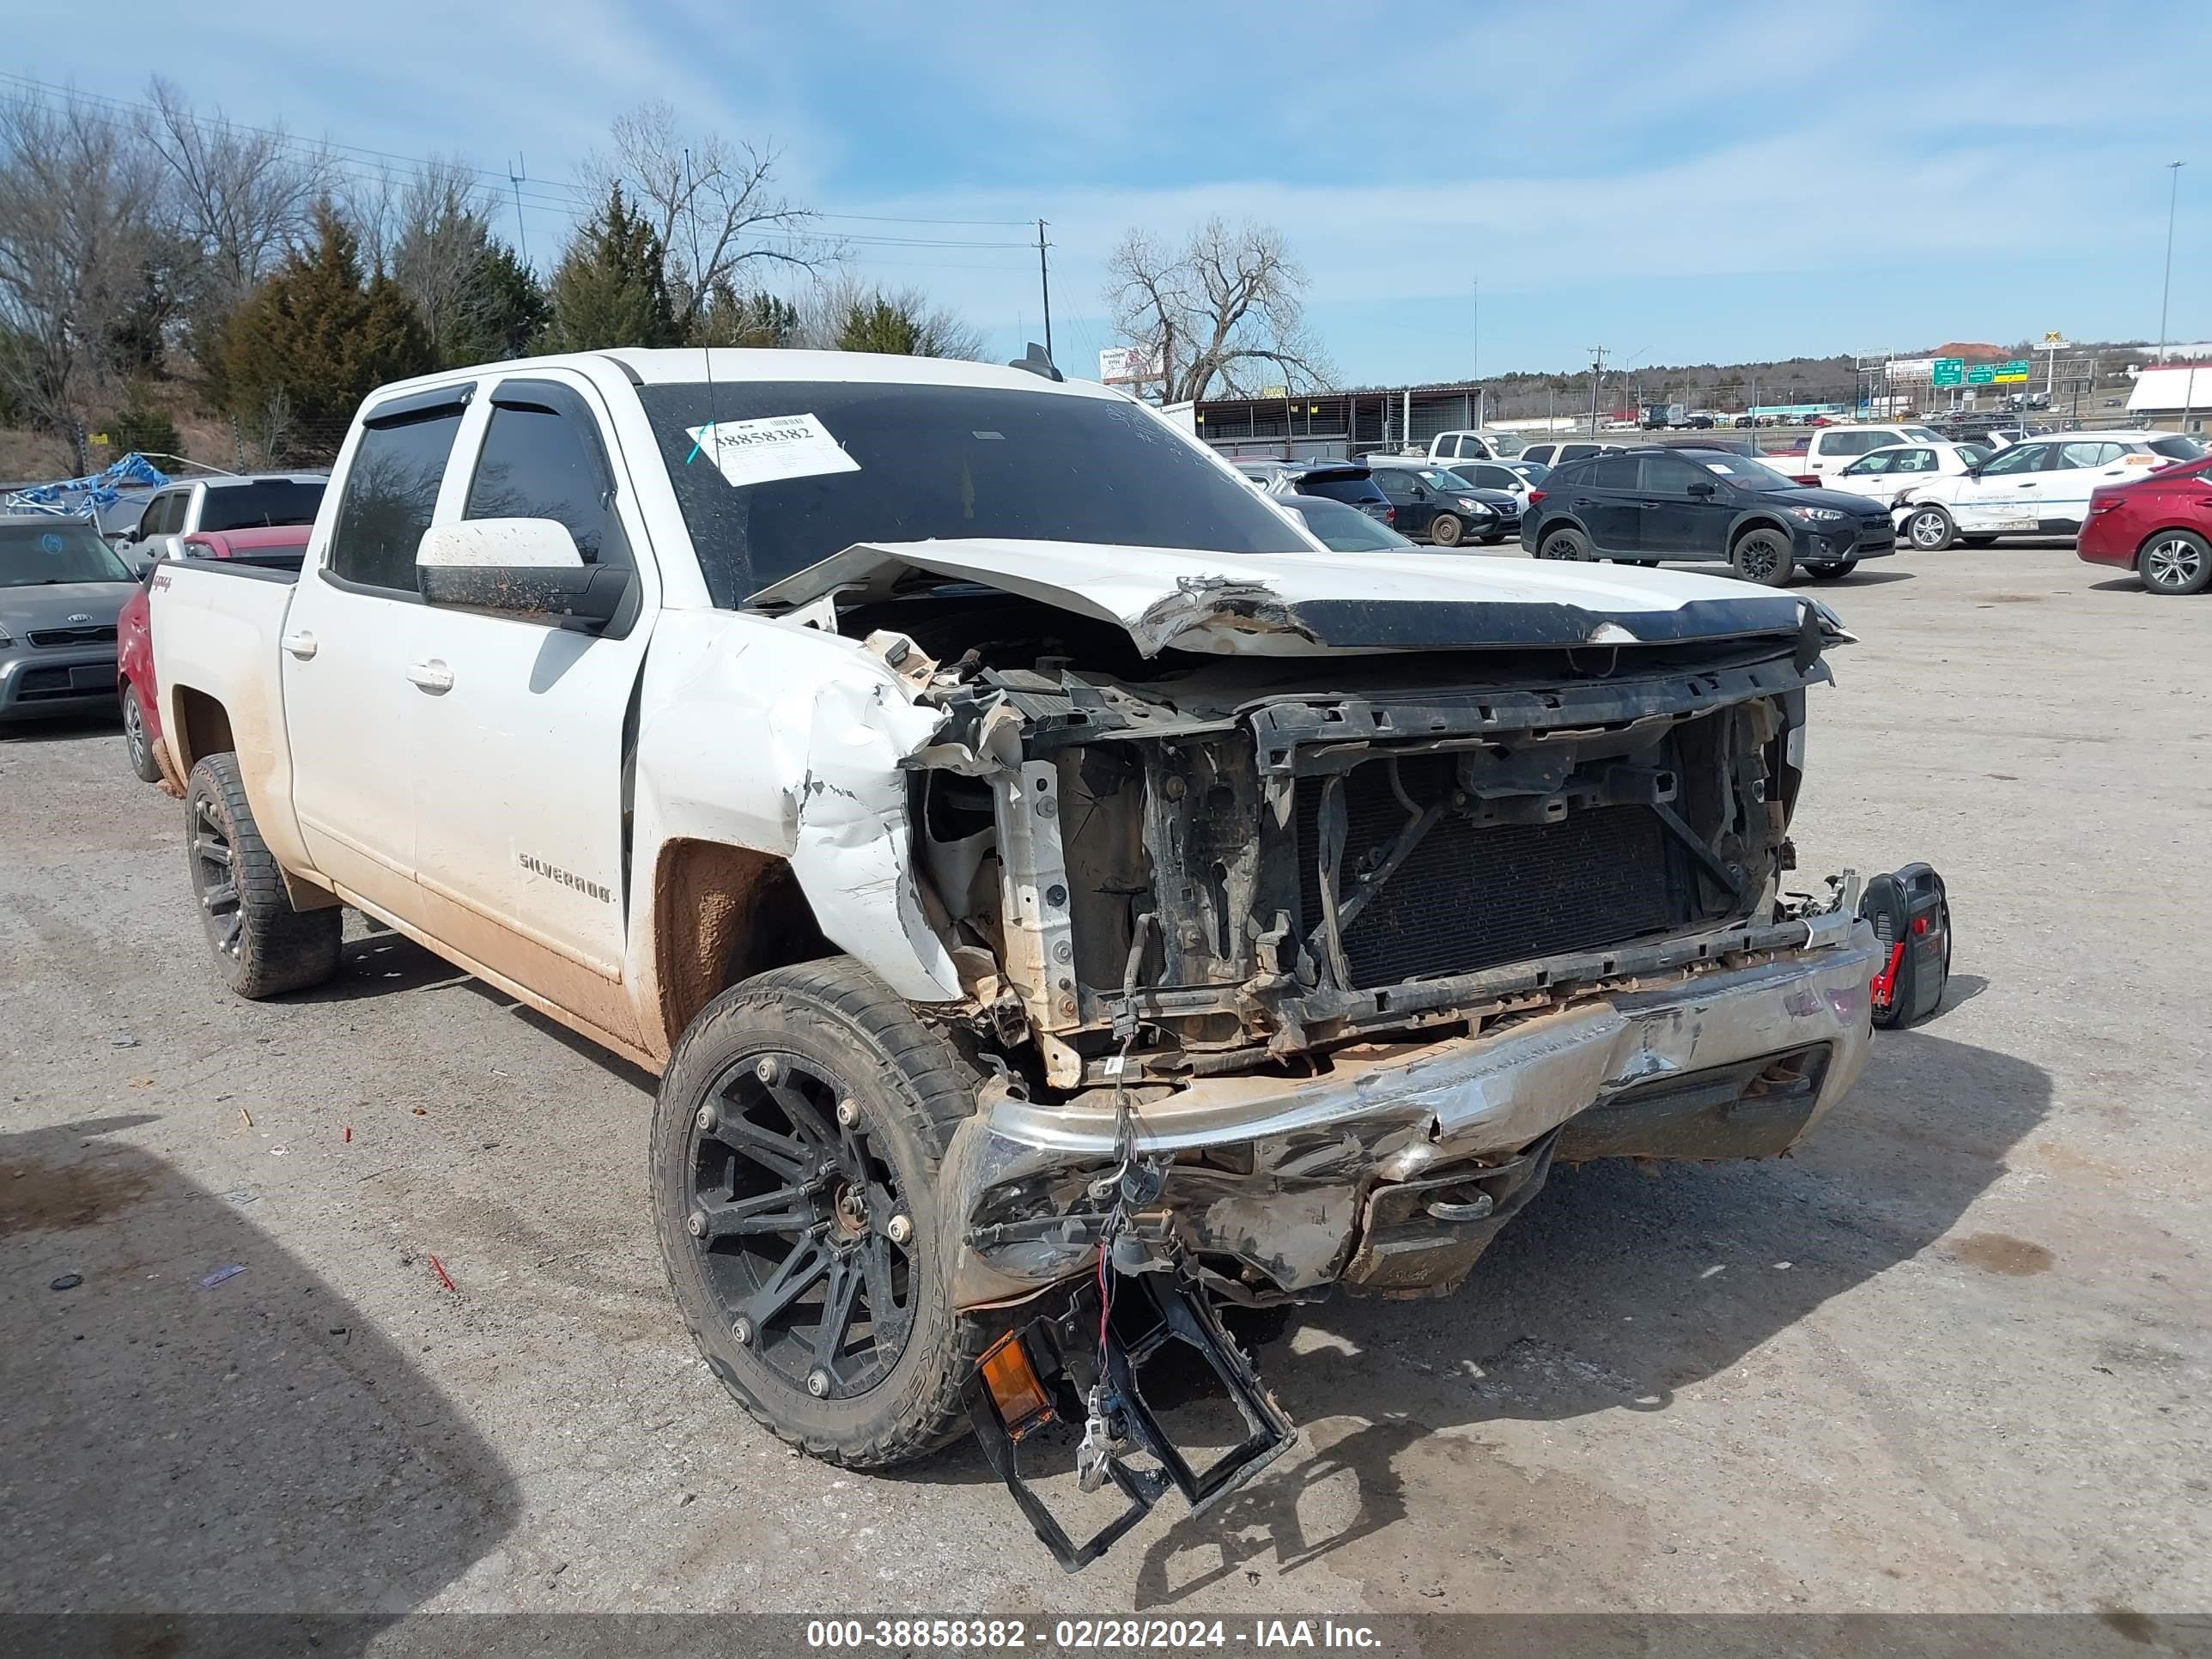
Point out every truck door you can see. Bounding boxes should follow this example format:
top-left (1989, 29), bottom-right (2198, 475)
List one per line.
top-left (280, 387), bottom-right (472, 921)
top-left (403, 371), bottom-right (656, 1045)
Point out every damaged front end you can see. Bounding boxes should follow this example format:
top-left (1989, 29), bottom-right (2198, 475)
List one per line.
top-left (757, 540), bottom-right (1877, 1562)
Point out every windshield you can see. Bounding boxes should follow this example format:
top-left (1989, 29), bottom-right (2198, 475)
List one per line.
top-left (1702, 456), bottom-right (1802, 492)
top-left (1413, 468), bottom-right (1473, 493)
top-left (0, 520), bottom-right (134, 587)
top-left (1281, 496), bottom-right (1414, 552)
top-left (637, 380), bottom-right (1309, 601)
top-left (1507, 460), bottom-right (1549, 483)
top-left (198, 479), bottom-right (325, 532)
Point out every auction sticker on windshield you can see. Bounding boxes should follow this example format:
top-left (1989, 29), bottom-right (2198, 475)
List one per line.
top-left (684, 412), bottom-right (861, 488)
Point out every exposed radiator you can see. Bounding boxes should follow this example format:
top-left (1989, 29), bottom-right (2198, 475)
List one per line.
top-left (1295, 762), bottom-right (1692, 988)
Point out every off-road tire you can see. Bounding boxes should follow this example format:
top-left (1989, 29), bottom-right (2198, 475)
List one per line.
top-left (1429, 512), bottom-right (1465, 548)
top-left (652, 956), bottom-right (1000, 1468)
top-left (2139, 530), bottom-right (2212, 596)
top-left (185, 753), bottom-right (343, 999)
top-left (1731, 526), bottom-right (1796, 586)
top-left (1808, 560), bottom-right (1858, 580)
top-left (1537, 526), bottom-right (1592, 561)
top-left (121, 682), bottom-right (162, 783)
top-left (1904, 505), bottom-right (1955, 551)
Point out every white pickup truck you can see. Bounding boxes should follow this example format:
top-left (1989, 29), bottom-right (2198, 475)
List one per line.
top-left (149, 347), bottom-right (1876, 1561)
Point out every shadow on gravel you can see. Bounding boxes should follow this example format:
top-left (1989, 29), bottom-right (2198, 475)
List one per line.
top-left (0, 1115), bottom-right (519, 1636)
top-left (1121, 1026), bottom-right (2050, 1605)
top-left (0, 712), bottom-right (120, 745)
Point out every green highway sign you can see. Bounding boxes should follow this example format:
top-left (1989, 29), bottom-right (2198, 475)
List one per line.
top-left (1992, 360), bottom-right (2031, 384)
top-left (1966, 365), bottom-right (1995, 385)
top-left (1931, 357), bottom-right (1965, 386)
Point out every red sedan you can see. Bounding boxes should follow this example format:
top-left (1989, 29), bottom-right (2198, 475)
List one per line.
top-left (118, 526), bottom-right (311, 786)
top-left (2079, 453), bottom-right (2212, 596)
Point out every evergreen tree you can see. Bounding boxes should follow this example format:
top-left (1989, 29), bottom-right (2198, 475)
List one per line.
top-left (459, 240), bottom-right (550, 361)
top-left (219, 203), bottom-right (435, 431)
top-left (836, 294), bottom-right (922, 356)
top-left (542, 185), bottom-right (675, 351)
top-left (689, 280), bottom-right (797, 348)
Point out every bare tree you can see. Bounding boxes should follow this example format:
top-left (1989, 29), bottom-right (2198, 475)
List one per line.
top-left (794, 272), bottom-right (982, 360)
top-left (385, 158), bottom-right (495, 350)
top-left (1104, 216), bottom-right (1332, 404)
top-left (0, 91), bottom-right (165, 471)
top-left (586, 101), bottom-right (836, 341)
top-left (139, 77), bottom-right (332, 305)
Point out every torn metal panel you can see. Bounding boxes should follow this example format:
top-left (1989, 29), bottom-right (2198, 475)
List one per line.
top-left (629, 610), bottom-right (964, 1006)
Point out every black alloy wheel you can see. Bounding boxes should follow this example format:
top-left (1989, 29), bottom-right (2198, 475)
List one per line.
top-left (685, 1048), bottom-right (916, 1403)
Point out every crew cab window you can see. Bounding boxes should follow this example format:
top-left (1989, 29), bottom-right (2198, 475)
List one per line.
top-left (464, 383), bottom-right (625, 567)
top-left (325, 409), bottom-right (466, 593)
top-left (139, 491), bottom-right (185, 537)
top-left (1821, 432), bottom-right (1880, 457)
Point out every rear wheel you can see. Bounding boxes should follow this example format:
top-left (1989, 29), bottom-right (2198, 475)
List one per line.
top-left (184, 753), bottom-right (343, 998)
top-left (1537, 526), bottom-right (1593, 562)
top-left (1731, 526), bottom-right (1796, 586)
top-left (2139, 531), bottom-right (2212, 596)
top-left (1904, 505), bottom-right (1955, 551)
top-left (653, 957), bottom-right (997, 1468)
top-left (1429, 512), bottom-right (1464, 548)
top-left (120, 683), bottom-right (161, 783)
top-left (1808, 560), bottom-right (1858, 580)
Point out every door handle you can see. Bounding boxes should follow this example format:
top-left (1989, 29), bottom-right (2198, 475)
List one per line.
top-left (281, 630), bottom-right (318, 659)
top-left (406, 659), bottom-right (453, 693)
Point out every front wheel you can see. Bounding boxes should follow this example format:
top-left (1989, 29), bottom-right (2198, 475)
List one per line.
top-left (1731, 527), bottom-right (1796, 586)
top-left (1536, 527), bottom-right (1593, 562)
top-left (184, 754), bottom-right (343, 998)
top-left (121, 683), bottom-right (162, 783)
top-left (1429, 512), bottom-right (1464, 548)
top-left (653, 957), bottom-right (998, 1468)
top-left (1903, 505), bottom-right (1956, 551)
top-left (2140, 531), bottom-right (2212, 596)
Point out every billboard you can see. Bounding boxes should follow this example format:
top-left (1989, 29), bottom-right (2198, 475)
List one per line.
top-left (1097, 346), bottom-right (1161, 384)
top-left (1885, 358), bottom-right (1937, 380)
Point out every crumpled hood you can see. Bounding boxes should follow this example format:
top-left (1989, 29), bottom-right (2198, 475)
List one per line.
top-left (751, 538), bottom-right (1839, 658)
top-left (0, 581), bottom-right (133, 639)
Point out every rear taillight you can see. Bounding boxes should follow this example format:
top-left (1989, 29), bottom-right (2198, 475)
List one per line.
top-left (1791, 474), bottom-right (1820, 488)
top-left (2088, 492), bottom-right (2124, 514)
top-left (1383, 507), bottom-right (1396, 524)
top-left (1526, 489), bottom-right (1547, 507)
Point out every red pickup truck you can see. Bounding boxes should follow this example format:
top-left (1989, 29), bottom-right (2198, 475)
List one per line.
top-left (118, 527), bottom-right (311, 786)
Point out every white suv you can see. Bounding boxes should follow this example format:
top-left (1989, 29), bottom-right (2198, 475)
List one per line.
top-left (1896, 431), bottom-right (2208, 550)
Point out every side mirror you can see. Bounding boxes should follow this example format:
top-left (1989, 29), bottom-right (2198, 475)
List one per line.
top-left (1412, 486), bottom-right (1429, 501)
top-left (416, 518), bottom-right (633, 629)
top-left (1687, 480), bottom-right (1718, 498)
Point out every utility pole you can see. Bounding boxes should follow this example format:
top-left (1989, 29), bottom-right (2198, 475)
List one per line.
top-left (1587, 347), bottom-right (1607, 438)
top-left (507, 155), bottom-right (530, 267)
top-left (1036, 219), bottom-right (1053, 361)
top-left (2158, 161), bottom-right (2185, 361)
top-left (1472, 276), bottom-right (1480, 386)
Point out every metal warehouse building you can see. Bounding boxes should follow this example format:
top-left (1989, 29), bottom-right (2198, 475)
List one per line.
top-left (1183, 381), bottom-right (1502, 459)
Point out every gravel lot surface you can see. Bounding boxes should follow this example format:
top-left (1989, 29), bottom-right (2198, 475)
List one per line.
top-left (3, 543), bottom-right (2207, 1625)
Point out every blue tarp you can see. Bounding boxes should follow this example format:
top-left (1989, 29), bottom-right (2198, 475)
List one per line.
top-left (3, 452), bottom-right (172, 518)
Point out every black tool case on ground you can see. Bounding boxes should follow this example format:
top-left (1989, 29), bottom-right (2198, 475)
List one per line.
top-left (1860, 863), bottom-right (1950, 1028)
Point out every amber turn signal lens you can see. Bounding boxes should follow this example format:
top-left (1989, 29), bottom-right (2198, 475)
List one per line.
top-left (978, 1333), bottom-right (1053, 1439)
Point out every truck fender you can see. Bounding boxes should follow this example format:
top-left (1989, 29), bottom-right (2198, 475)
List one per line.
top-left (629, 611), bottom-right (964, 1013)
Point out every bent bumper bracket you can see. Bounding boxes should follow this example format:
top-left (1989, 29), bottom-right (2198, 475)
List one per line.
top-left (968, 1263), bottom-right (1298, 1573)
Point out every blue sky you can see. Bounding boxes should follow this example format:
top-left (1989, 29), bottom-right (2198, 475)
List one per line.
top-left (19, 0), bottom-right (2212, 384)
